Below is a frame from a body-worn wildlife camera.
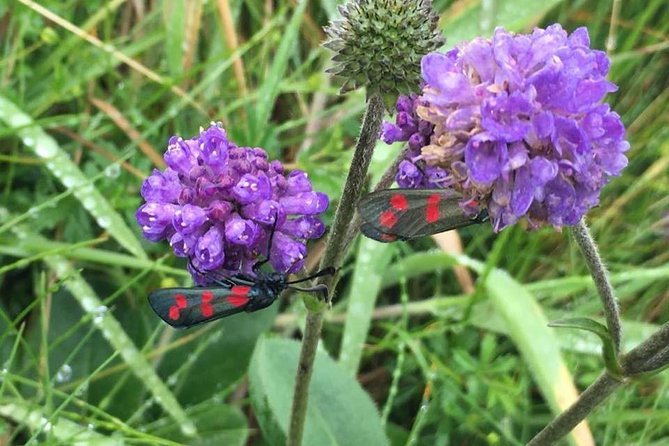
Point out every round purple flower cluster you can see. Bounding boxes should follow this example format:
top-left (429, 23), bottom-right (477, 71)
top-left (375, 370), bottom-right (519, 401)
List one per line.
top-left (382, 25), bottom-right (629, 231)
top-left (136, 123), bottom-right (329, 283)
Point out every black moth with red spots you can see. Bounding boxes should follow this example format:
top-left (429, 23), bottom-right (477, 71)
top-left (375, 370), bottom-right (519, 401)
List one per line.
top-left (148, 211), bottom-right (334, 328)
top-left (148, 266), bottom-right (333, 328)
top-left (357, 189), bottom-right (489, 243)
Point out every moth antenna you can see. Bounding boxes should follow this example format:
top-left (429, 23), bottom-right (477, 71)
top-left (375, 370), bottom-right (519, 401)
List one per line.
top-left (285, 267), bottom-right (335, 285)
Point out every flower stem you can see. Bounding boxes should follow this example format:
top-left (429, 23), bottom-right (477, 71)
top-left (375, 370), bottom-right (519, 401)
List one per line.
top-left (528, 320), bottom-right (669, 445)
top-left (570, 219), bottom-right (622, 351)
top-left (287, 93), bottom-right (385, 446)
top-left (526, 372), bottom-right (624, 446)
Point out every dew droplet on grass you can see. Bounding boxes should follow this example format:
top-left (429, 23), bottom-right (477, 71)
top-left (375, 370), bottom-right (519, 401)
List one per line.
top-left (55, 363), bottom-right (72, 383)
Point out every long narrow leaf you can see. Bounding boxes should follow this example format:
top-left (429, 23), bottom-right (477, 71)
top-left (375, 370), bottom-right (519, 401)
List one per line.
top-left (0, 95), bottom-right (147, 259)
top-left (338, 238), bottom-right (393, 374)
top-left (7, 222), bottom-right (195, 436)
top-left (250, 1), bottom-right (308, 144)
top-left (0, 401), bottom-right (123, 446)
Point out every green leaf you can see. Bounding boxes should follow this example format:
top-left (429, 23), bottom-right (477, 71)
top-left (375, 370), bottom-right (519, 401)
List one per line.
top-left (0, 95), bottom-right (147, 259)
top-left (0, 401), bottom-right (123, 446)
top-left (6, 220), bottom-right (195, 436)
top-left (483, 269), bottom-right (593, 445)
top-left (160, 307), bottom-right (278, 405)
top-left (249, 338), bottom-right (389, 446)
top-left (163, 1), bottom-right (187, 77)
top-left (339, 238), bottom-right (394, 375)
top-left (441, 0), bottom-right (565, 45)
top-left (250, 1), bottom-right (308, 145)
top-left (549, 317), bottom-right (623, 377)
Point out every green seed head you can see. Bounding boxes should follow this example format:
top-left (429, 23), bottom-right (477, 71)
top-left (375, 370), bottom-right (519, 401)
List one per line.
top-left (323, 0), bottom-right (444, 109)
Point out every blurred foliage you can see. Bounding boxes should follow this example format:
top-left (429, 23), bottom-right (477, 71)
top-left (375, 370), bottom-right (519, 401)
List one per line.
top-left (1, 0), bottom-right (668, 444)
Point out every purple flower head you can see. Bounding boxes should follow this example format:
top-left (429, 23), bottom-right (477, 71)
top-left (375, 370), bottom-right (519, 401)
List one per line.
top-left (136, 123), bottom-right (329, 284)
top-left (381, 24), bottom-right (629, 231)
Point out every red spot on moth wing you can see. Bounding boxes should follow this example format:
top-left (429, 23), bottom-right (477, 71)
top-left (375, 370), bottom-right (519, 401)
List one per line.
top-left (168, 305), bottom-right (180, 321)
top-left (231, 285), bottom-right (251, 297)
top-left (425, 193), bottom-right (441, 223)
top-left (379, 210), bottom-right (398, 229)
top-left (380, 233), bottom-right (398, 242)
top-left (201, 290), bottom-right (214, 303)
top-left (227, 295), bottom-right (250, 308)
top-left (201, 302), bottom-right (214, 318)
top-left (389, 193), bottom-right (408, 211)
top-left (175, 293), bottom-right (187, 308)
top-left (427, 194), bottom-right (441, 206)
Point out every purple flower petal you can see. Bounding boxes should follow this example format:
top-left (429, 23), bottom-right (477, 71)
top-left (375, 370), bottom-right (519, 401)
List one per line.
top-left (464, 137), bottom-right (508, 184)
top-left (169, 231), bottom-right (198, 257)
top-left (286, 170), bottom-right (313, 194)
top-left (173, 204), bottom-right (207, 235)
top-left (195, 225), bottom-right (225, 270)
top-left (280, 192), bottom-right (329, 215)
top-left (269, 232), bottom-right (307, 273)
top-left (140, 169), bottom-right (181, 203)
top-left (136, 202), bottom-right (177, 241)
top-left (396, 160), bottom-right (423, 188)
top-left (280, 216), bottom-right (326, 239)
top-left (225, 214), bottom-right (259, 246)
top-left (164, 137), bottom-right (197, 174)
top-left (233, 173), bottom-right (271, 204)
top-left (198, 124), bottom-right (231, 170)
top-left (242, 199), bottom-right (285, 226)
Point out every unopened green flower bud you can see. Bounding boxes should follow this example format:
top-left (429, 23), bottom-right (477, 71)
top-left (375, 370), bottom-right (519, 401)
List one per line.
top-left (324, 0), bottom-right (444, 109)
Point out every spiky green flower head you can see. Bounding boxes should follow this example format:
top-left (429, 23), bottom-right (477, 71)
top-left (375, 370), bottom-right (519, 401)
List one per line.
top-left (324, 0), bottom-right (444, 109)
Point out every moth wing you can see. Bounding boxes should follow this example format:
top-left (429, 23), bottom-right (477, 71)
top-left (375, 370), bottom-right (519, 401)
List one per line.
top-left (358, 188), bottom-right (481, 240)
top-left (148, 286), bottom-right (251, 329)
top-left (359, 222), bottom-right (404, 243)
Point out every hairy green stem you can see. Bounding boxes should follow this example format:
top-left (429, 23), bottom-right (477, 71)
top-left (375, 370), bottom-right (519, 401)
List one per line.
top-left (571, 219), bottom-right (622, 351)
top-left (622, 321), bottom-right (669, 375)
top-left (528, 320), bottom-right (669, 445)
top-left (287, 94), bottom-right (385, 446)
top-left (527, 372), bottom-right (624, 446)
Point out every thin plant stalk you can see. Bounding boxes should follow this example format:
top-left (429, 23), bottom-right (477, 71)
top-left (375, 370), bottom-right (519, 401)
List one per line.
top-left (528, 321), bottom-right (669, 445)
top-left (570, 219), bottom-right (622, 351)
top-left (287, 94), bottom-right (385, 446)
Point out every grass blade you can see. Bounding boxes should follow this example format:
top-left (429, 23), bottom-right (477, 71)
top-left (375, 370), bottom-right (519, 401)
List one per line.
top-left (338, 239), bottom-right (393, 375)
top-left (7, 222), bottom-right (196, 437)
top-left (0, 95), bottom-right (147, 259)
top-left (250, 1), bottom-right (308, 145)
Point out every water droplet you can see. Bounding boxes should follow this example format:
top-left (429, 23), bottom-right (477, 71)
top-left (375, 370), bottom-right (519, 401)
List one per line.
top-left (167, 375), bottom-right (178, 386)
top-left (181, 421), bottom-right (197, 436)
top-left (98, 217), bottom-right (111, 228)
top-left (27, 207), bottom-right (39, 219)
top-left (34, 142), bottom-right (57, 158)
top-left (92, 305), bottom-right (108, 324)
top-left (104, 164), bottom-right (121, 178)
top-left (62, 175), bottom-right (78, 188)
top-left (82, 197), bottom-right (96, 209)
top-left (87, 423), bottom-right (94, 431)
top-left (24, 137), bottom-right (34, 146)
top-left (55, 364), bottom-right (72, 383)
top-left (41, 418), bottom-right (53, 432)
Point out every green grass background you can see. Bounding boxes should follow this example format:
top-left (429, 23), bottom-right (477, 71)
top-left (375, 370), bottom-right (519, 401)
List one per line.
top-left (1, 0), bottom-right (668, 444)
